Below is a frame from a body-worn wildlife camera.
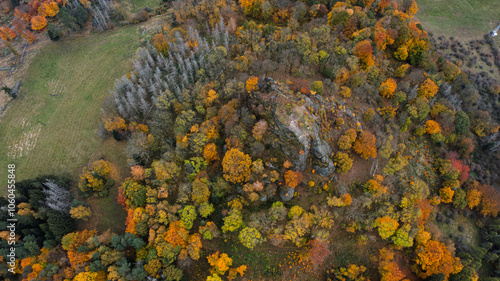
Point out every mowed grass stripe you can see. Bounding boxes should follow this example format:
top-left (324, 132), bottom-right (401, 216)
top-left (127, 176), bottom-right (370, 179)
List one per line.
top-left (0, 25), bottom-right (141, 196)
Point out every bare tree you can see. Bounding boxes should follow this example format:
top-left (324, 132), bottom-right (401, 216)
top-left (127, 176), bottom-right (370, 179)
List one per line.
top-left (43, 180), bottom-right (71, 214)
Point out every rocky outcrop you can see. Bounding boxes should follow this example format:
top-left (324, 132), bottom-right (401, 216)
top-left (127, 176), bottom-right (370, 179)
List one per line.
top-left (250, 77), bottom-right (335, 177)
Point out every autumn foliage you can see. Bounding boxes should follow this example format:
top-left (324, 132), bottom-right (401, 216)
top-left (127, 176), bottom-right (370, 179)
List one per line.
top-left (152, 33), bottom-right (169, 55)
top-left (203, 143), bottom-right (220, 163)
top-left (0, 26), bottom-right (16, 41)
top-left (478, 184), bottom-right (500, 217)
top-left (414, 239), bottom-right (463, 279)
top-left (334, 152), bottom-right (353, 174)
top-left (222, 148), bottom-right (252, 184)
top-left (354, 40), bottom-right (375, 69)
top-left (284, 170), bottom-right (303, 188)
top-left (79, 160), bottom-right (113, 195)
top-left (245, 76), bottom-right (258, 93)
top-left (31, 15), bottom-right (47, 30)
top-left (466, 188), bottom-right (482, 210)
top-left (373, 216), bottom-right (399, 239)
top-left (425, 120), bottom-right (441, 134)
top-left (353, 130), bottom-right (377, 159)
top-left (38, 2), bottom-right (58, 18)
top-left (378, 248), bottom-right (406, 281)
top-left (379, 78), bottom-right (397, 98)
top-left (418, 78), bottom-right (439, 99)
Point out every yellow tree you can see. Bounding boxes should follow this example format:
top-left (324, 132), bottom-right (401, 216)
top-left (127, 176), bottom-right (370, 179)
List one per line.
top-left (207, 251), bottom-right (233, 275)
top-left (406, 0), bottom-right (418, 18)
top-left (379, 78), bottom-right (397, 98)
top-left (466, 188), bottom-right (482, 209)
top-left (439, 187), bottom-right (454, 204)
top-left (373, 216), bottom-right (399, 239)
top-left (191, 178), bottom-right (210, 206)
top-left (69, 205), bottom-right (92, 221)
top-left (334, 152), bottom-right (353, 174)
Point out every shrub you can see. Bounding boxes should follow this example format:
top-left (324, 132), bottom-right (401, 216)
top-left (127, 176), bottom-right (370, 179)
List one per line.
top-left (311, 81), bottom-right (324, 95)
top-left (47, 23), bottom-right (62, 41)
top-left (364, 108), bottom-right (375, 122)
top-left (339, 86), bottom-right (351, 98)
top-left (70, 205), bottom-right (92, 221)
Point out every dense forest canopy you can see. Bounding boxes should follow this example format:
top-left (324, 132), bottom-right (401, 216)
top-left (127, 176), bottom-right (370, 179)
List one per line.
top-left (1, 0), bottom-right (500, 280)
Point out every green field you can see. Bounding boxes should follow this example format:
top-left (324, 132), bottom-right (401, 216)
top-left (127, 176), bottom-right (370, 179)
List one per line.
top-left (416, 0), bottom-right (500, 39)
top-left (122, 0), bottom-right (163, 13)
top-left (0, 25), bottom-right (147, 230)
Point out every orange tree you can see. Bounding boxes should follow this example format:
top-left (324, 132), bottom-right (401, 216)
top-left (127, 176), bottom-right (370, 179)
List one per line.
top-left (417, 78), bottom-right (438, 100)
top-left (284, 170), bottom-right (303, 188)
top-left (353, 130), bottom-right (377, 159)
top-left (354, 39), bottom-right (375, 70)
top-left (379, 78), bottom-right (397, 98)
top-left (414, 240), bottom-right (463, 279)
top-left (222, 148), bottom-right (252, 184)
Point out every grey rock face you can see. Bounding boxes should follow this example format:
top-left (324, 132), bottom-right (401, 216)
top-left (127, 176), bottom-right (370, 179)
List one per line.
top-left (250, 80), bottom-right (335, 176)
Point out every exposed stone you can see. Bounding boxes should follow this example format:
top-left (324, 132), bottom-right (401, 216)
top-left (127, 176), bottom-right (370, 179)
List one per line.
top-left (249, 80), bottom-right (335, 176)
top-left (279, 186), bottom-right (295, 201)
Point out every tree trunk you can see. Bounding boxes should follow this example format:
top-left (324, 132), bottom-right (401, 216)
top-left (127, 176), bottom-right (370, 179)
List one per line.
top-left (4, 41), bottom-right (20, 56)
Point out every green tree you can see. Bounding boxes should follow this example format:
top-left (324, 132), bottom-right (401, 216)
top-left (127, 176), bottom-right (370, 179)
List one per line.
top-left (455, 111), bottom-right (470, 135)
top-left (453, 188), bottom-right (467, 210)
top-left (391, 225), bottom-right (414, 248)
top-left (180, 205), bottom-right (196, 230)
top-left (269, 201), bottom-right (287, 222)
top-left (123, 180), bottom-right (148, 208)
top-left (311, 81), bottom-right (324, 95)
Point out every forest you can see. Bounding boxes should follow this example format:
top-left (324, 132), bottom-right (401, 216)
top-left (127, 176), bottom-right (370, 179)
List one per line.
top-left (1, 0), bottom-right (500, 280)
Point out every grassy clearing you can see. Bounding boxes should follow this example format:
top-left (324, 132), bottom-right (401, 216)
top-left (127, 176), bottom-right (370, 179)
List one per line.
top-left (434, 210), bottom-right (481, 247)
top-left (416, 0), bottom-right (500, 40)
top-left (121, 0), bottom-right (163, 13)
top-left (0, 25), bottom-right (147, 229)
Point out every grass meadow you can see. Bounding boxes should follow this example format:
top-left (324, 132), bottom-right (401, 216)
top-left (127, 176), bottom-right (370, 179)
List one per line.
top-left (0, 25), bottom-right (149, 232)
top-left (416, 0), bottom-right (500, 40)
